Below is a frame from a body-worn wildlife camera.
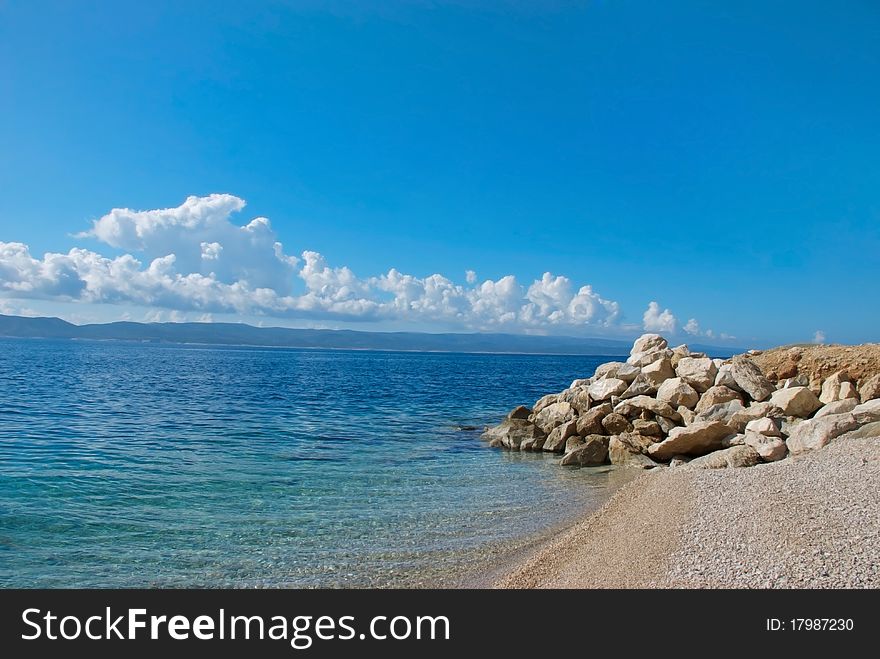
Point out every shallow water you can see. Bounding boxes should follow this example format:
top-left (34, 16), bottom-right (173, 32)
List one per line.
top-left (0, 338), bottom-right (631, 587)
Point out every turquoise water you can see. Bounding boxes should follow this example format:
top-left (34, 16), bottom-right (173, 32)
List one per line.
top-left (0, 338), bottom-right (631, 588)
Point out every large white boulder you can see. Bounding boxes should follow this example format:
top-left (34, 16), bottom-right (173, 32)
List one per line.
top-left (532, 401), bottom-right (576, 434)
top-left (656, 377), bottom-right (700, 409)
top-left (642, 357), bottom-right (676, 387)
top-left (630, 333), bottom-right (668, 355)
top-left (627, 348), bottom-right (674, 367)
top-left (785, 413), bottom-right (860, 454)
top-left (647, 421), bottom-right (734, 460)
top-left (858, 373), bottom-right (880, 401)
top-left (768, 386), bottom-right (822, 418)
top-left (729, 357), bottom-right (774, 402)
top-left (695, 385), bottom-right (743, 414)
top-left (675, 357), bottom-right (718, 393)
top-left (852, 399), bottom-right (880, 424)
top-left (745, 416), bottom-right (782, 437)
top-left (819, 370), bottom-right (851, 404)
top-left (588, 377), bottom-right (628, 402)
top-left (714, 363), bottom-right (743, 392)
top-left (614, 395), bottom-right (682, 422)
top-left (686, 445), bottom-right (761, 469)
top-left (744, 432), bottom-right (787, 461)
top-left (813, 398), bottom-right (858, 419)
top-left (686, 444), bottom-right (760, 469)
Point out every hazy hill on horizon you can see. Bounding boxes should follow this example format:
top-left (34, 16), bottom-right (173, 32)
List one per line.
top-left (0, 313), bottom-right (737, 357)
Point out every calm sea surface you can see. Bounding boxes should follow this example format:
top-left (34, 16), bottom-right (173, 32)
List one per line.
top-left (0, 338), bottom-right (633, 587)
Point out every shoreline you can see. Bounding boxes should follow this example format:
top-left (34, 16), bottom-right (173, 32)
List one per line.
top-left (489, 430), bottom-right (879, 589)
top-left (478, 335), bottom-right (880, 588)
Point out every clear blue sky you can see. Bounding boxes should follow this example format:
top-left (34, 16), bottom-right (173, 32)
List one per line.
top-left (1, 0), bottom-right (878, 347)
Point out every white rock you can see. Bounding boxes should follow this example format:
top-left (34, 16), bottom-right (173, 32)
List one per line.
top-left (781, 375), bottom-right (809, 389)
top-left (593, 362), bottom-right (626, 379)
top-left (768, 386), bottom-right (822, 418)
top-left (819, 370), bottom-right (851, 404)
top-left (626, 348), bottom-right (673, 367)
top-left (858, 373), bottom-right (880, 401)
top-left (838, 381), bottom-right (859, 401)
top-left (614, 395), bottom-right (682, 422)
top-left (656, 377), bottom-right (700, 409)
top-left (533, 393), bottom-right (559, 414)
top-left (675, 357), bottom-right (718, 393)
top-left (630, 333), bottom-right (668, 355)
top-left (694, 399), bottom-right (745, 425)
top-left (745, 417), bottom-right (782, 437)
top-left (813, 398), bottom-right (859, 419)
top-left (532, 401), bottom-right (576, 434)
top-left (647, 421), bottom-right (734, 460)
top-left (642, 357), bottom-right (676, 387)
top-left (785, 413), bottom-right (859, 454)
top-left (714, 363), bottom-right (743, 392)
top-left (744, 431), bottom-right (787, 461)
top-left (729, 357), bottom-right (774, 402)
top-left (694, 385), bottom-right (742, 414)
top-left (684, 445), bottom-right (760, 469)
top-left (852, 399), bottom-right (880, 424)
top-left (619, 373), bottom-right (656, 399)
top-left (588, 377), bottom-right (628, 402)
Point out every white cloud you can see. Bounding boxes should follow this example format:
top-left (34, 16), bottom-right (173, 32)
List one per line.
top-left (813, 330), bottom-right (826, 344)
top-left (0, 194), bottom-right (724, 337)
top-left (642, 301), bottom-right (677, 334)
top-left (80, 194), bottom-right (299, 293)
top-left (683, 318), bottom-right (701, 335)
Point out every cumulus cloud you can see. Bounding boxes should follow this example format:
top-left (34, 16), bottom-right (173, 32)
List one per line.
top-left (642, 301), bottom-right (677, 334)
top-left (80, 194), bottom-right (299, 293)
top-left (813, 330), bottom-right (826, 344)
top-left (0, 194), bottom-right (725, 337)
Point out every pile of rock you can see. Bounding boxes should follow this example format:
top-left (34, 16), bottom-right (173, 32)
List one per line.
top-left (482, 334), bottom-right (880, 470)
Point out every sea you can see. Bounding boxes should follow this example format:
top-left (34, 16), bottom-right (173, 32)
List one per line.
top-left (0, 338), bottom-right (635, 588)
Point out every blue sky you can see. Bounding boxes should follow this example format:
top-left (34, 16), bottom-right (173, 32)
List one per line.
top-left (0, 0), bottom-right (878, 347)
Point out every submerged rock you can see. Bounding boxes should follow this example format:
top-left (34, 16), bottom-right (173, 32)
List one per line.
top-left (481, 419), bottom-right (546, 451)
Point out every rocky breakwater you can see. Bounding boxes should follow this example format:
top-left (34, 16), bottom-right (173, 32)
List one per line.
top-left (482, 334), bottom-right (880, 470)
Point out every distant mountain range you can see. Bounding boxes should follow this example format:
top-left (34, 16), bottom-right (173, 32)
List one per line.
top-left (0, 314), bottom-right (738, 357)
